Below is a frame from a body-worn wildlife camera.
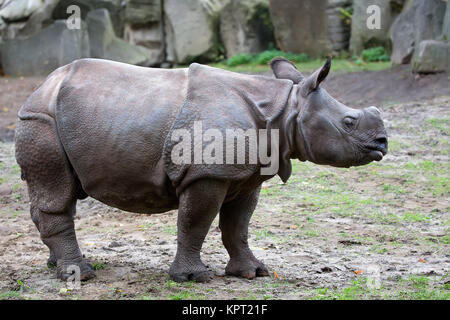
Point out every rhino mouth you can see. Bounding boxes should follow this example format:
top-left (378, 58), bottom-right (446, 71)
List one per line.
top-left (364, 144), bottom-right (387, 161)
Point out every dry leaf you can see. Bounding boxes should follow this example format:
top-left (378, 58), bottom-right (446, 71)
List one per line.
top-left (273, 270), bottom-right (280, 279)
top-left (354, 269), bottom-right (362, 275)
top-left (290, 225), bottom-right (298, 229)
top-left (419, 258), bottom-right (427, 263)
top-left (2, 107), bottom-right (8, 112)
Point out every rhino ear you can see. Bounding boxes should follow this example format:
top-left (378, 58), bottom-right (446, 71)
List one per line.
top-left (270, 57), bottom-right (304, 84)
top-left (301, 56), bottom-right (331, 97)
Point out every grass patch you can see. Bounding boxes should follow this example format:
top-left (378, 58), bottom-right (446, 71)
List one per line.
top-left (424, 117), bottom-right (450, 135)
top-left (92, 262), bottom-right (107, 270)
top-left (361, 47), bottom-right (390, 62)
top-left (162, 225), bottom-right (177, 236)
top-left (224, 50), bottom-right (309, 67)
top-left (210, 50), bottom-right (391, 73)
top-left (402, 212), bottom-right (431, 223)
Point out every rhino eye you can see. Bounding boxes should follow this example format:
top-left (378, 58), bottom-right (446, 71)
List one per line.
top-left (343, 117), bottom-right (356, 130)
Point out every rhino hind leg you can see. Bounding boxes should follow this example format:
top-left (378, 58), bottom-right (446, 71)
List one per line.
top-left (219, 188), bottom-right (269, 279)
top-left (169, 179), bottom-right (229, 282)
top-left (15, 116), bottom-right (95, 281)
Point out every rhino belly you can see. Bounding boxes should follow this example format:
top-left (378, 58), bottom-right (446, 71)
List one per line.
top-left (55, 59), bottom-right (187, 213)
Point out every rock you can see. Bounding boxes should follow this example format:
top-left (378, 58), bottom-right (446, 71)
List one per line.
top-left (326, 0), bottom-right (352, 52)
top-left (124, 0), bottom-right (161, 25)
top-left (410, 0), bottom-right (447, 70)
top-left (391, 0), bottom-right (447, 65)
top-left (86, 8), bottom-right (155, 66)
top-left (220, 0), bottom-right (274, 58)
top-left (15, 0), bottom-right (59, 38)
top-left (269, 0), bottom-right (331, 57)
top-left (349, 0), bottom-right (404, 56)
top-left (444, 1), bottom-right (450, 41)
top-left (123, 23), bottom-right (164, 66)
top-left (52, 0), bottom-right (125, 37)
top-left (123, 0), bottom-right (164, 66)
top-left (0, 184), bottom-right (12, 196)
top-left (413, 0), bottom-right (446, 47)
top-left (0, 0), bottom-right (43, 22)
top-left (1, 21), bottom-right (26, 40)
top-left (412, 40), bottom-right (450, 73)
top-left (164, 0), bottom-right (226, 64)
top-left (108, 241), bottom-right (123, 248)
top-left (390, 0), bottom-right (420, 64)
top-left (1, 20), bottom-right (90, 76)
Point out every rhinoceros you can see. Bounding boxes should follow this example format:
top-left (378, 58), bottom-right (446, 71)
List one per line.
top-left (15, 57), bottom-right (387, 282)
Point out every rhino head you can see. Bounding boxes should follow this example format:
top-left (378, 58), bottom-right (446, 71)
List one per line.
top-left (271, 57), bottom-right (388, 168)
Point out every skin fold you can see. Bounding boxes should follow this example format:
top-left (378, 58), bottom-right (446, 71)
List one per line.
top-left (15, 57), bottom-right (387, 282)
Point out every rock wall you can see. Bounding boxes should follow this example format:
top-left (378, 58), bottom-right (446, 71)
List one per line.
top-left (0, 0), bottom-right (448, 75)
top-left (327, 0), bottom-right (352, 52)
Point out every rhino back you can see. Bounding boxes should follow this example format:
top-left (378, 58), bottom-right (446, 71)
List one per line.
top-left (55, 59), bottom-right (187, 213)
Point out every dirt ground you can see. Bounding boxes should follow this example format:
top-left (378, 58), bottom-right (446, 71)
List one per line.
top-left (0, 66), bottom-right (449, 300)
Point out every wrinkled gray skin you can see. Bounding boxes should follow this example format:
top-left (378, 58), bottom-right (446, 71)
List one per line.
top-left (15, 57), bottom-right (387, 282)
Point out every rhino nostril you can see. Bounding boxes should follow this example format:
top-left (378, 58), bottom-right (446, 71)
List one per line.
top-left (375, 137), bottom-right (387, 148)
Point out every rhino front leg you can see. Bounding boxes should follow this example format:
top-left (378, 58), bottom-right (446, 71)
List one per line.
top-left (169, 179), bottom-right (229, 282)
top-left (219, 188), bottom-right (269, 279)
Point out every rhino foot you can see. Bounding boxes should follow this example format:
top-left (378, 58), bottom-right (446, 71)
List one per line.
top-left (47, 251), bottom-right (57, 268)
top-left (169, 258), bottom-right (212, 283)
top-left (56, 259), bottom-right (96, 281)
top-left (169, 270), bottom-right (211, 283)
top-left (225, 258), bottom-right (269, 280)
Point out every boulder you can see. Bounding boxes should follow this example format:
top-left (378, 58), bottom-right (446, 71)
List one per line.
top-left (220, 0), bottom-right (274, 58)
top-left (1, 21), bottom-right (26, 40)
top-left (444, 0), bottom-right (450, 41)
top-left (123, 24), bottom-right (164, 66)
top-left (86, 9), bottom-right (156, 66)
top-left (391, 0), bottom-right (447, 65)
top-left (124, 0), bottom-right (161, 25)
top-left (0, 0), bottom-right (43, 22)
top-left (123, 0), bottom-right (164, 66)
top-left (413, 0), bottom-right (446, 46)
top-left (0, 16), bottom-right (4, 67)
top-left (412, 40), bottom-right (450, 73)
top-left (390, 0), bottom-right (419, 64)
top-left (15, 0), bottom-right (59, 38)
top-left (164, 0), bottom-right (226, 64)
top-left (1, 20), bottom-right (90, 76)
top-left (349, 0), bottom-right (404, 56)
top-left (269, 0), bottom-right (331, 57)
top-left (410, 0), bottom-right (447, 68)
